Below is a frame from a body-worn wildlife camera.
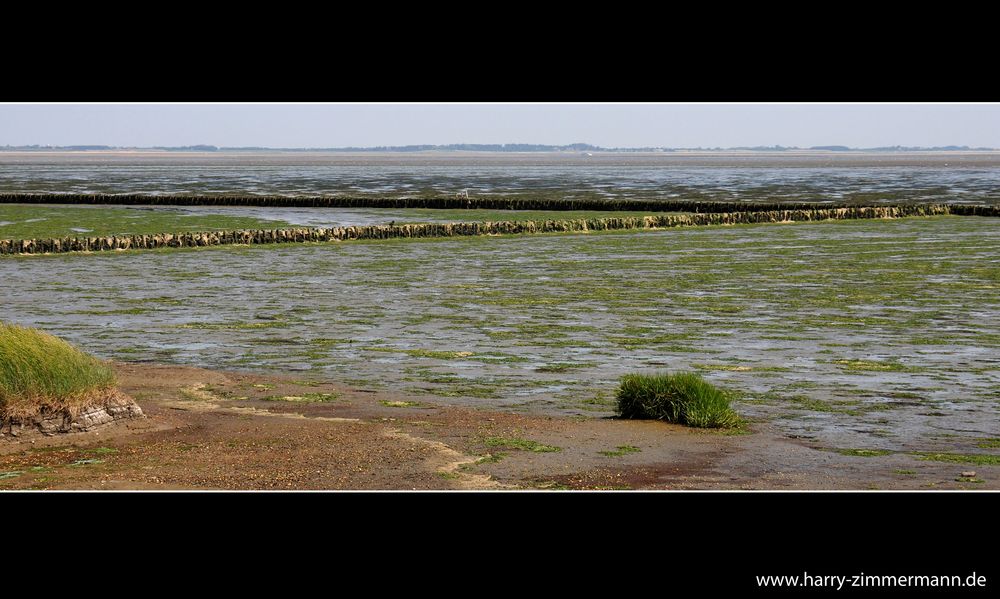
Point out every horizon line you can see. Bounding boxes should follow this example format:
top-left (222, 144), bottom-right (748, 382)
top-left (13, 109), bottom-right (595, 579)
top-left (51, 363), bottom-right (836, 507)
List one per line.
top-left (2, 143), bottom-right (998, 152)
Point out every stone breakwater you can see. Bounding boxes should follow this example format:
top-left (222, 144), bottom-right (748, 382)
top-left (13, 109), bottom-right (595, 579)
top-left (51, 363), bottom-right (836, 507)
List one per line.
top-left (2, 192), bottom-right (998, 215)
top-left (1, 205), bottom-right (971, 257)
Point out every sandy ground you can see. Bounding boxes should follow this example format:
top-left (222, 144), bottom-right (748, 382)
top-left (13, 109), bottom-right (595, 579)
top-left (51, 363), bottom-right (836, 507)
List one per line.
top-left (0, 363), bottom-right (994, 490)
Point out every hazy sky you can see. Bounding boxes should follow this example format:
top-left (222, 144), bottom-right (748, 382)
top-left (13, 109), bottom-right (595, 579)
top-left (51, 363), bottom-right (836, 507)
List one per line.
top-left (1, 104), bottom-right (998, 148)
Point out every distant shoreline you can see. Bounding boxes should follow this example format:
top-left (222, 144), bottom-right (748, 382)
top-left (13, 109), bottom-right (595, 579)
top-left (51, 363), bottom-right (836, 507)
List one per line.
top-left (3, 148), bottom-right (1000, 154)
top-left (3, 149), bottom-right (1000, 167)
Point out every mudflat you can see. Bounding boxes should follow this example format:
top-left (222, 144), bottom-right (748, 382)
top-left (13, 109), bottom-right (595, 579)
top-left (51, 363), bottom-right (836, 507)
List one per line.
top-left (0, 363), bottom-right (993, 490)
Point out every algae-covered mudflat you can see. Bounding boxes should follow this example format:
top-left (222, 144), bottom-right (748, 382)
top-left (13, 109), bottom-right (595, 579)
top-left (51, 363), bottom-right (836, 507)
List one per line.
top-left (0, 204), bottom-right (295, 239)
top-left (0, 203), bottom-right (675, 239)
top-left (3, 215), bottom-right (998, 458)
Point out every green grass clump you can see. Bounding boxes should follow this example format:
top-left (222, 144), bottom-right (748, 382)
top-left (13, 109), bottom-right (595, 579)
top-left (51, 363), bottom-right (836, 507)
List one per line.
top-left (615, 372), bottom-right (739, 428)
top-left (1, 322), bottom-right (117, 418)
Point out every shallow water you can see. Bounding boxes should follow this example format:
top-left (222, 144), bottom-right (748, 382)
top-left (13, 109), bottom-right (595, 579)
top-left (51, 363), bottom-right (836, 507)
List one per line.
top-left (2, 164), bottom-right (1000, 204)
top-left (2, 216), bottom-right (998, 453)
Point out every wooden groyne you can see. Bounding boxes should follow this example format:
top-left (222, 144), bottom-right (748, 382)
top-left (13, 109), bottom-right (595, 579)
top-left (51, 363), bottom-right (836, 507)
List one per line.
top-left (0, 205), bottom-right (961, 256)
top-left (946, 204), bottom-right (1000, 217)
top-left (2, 192), bottom-right (997, 215)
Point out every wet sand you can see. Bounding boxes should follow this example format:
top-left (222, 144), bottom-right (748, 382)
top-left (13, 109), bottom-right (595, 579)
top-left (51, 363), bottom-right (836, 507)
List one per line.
top-left (1, 363), bottom-right (993, 490)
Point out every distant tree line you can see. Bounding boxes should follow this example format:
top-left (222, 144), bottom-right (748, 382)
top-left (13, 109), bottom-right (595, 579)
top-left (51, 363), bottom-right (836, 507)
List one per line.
top-left (0, 143), bottom-right (995, 152)
top-left (222, 143), bottom-right (604, 152)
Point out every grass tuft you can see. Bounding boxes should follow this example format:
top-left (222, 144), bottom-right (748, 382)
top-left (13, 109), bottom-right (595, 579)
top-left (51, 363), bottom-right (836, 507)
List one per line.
top-left (1, 322), bottom-right (117, 418)
top-left (615, 372), bottom-right (740, 428)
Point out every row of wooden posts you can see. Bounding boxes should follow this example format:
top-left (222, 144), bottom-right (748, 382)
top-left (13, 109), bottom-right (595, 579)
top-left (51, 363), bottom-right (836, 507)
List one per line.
top-left (0, 204), bottom-right (966, 256)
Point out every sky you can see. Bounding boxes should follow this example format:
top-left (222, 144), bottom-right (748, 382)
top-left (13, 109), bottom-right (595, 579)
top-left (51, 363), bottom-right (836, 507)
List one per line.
top-left (1, 104), bottom-right (998, 148)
